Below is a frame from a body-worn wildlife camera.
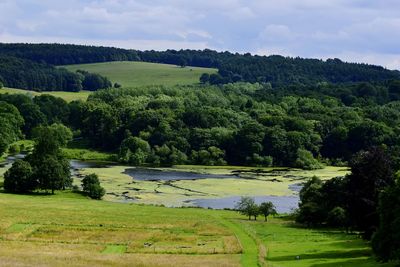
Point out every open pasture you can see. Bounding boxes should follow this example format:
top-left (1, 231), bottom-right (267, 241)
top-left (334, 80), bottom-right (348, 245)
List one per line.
top-left (0, 87), bottom-right (91, 102)
top-left (0, 192), bottom-right (395, 267)
top-left (62, 61), bottom-right (217, 87)
top-left (0, 192), bottom-right (241, 267)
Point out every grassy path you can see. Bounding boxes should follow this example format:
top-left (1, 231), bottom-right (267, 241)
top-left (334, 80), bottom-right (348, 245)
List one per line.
top-left (216, 213), bottom-right (260, 267)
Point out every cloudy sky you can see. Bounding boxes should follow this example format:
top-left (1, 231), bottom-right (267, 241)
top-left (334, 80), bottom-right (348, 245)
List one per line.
top-left (1, 0), bottom-right (399, 69)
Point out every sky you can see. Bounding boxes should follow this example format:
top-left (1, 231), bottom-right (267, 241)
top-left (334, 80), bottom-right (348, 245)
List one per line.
top-left (0, 0), bottom-right (399, 69)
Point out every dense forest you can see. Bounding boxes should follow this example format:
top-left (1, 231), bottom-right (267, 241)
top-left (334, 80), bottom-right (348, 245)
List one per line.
top-left (2, 81), bottom-right (400, 169)
top-left (1, 43), bottom-right (399, 90)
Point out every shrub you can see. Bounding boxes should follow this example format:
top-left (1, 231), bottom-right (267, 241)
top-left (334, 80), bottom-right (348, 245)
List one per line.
top-left (4, 160), bottom-right (35, 193)
top-left (81, 173), bottom-right (105, 199)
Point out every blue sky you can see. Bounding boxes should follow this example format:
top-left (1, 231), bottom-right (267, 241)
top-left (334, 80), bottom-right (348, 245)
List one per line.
top-left (1, 0), bottom-right (399, 69)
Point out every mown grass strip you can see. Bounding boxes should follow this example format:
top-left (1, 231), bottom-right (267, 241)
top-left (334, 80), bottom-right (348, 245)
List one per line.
top-left (216, 215), bottom-right (259, 267)
top-left (101, 244), bottom-right (127, 254)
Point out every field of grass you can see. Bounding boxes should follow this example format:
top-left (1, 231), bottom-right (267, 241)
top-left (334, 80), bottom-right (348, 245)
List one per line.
top-left (0, 87), bottom-right (90, 102)
top-left (0, 192), bottom-right (242, 266)
top-left (63, 61), bottom-right (217, 87)
top-left (0, 192), bottom-right (396, 267)
top-left (241, 216), bottom-right (398, 267)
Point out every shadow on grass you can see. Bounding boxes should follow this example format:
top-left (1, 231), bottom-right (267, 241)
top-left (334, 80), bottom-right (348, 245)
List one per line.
top-left (268, 248), bottom-right (371, 262)
top-left (309, 258), bottom-right (395, 267)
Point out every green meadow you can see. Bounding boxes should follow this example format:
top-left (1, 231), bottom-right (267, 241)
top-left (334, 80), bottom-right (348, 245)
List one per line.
top-left (62, 61), bottom-right (217, 87)
top-left (0, 192), bottom-right (395, 267)
top-left (0, 87), bottom-right (91, 102)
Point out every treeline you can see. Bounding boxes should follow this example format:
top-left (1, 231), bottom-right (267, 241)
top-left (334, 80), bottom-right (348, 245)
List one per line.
top-left (297, 147), bottom-right (400, 262)
top-left (0, 43), bottom-right (139, 65)
top-left (3, 80), bottom-right (400, 168)
top-left (1, 43), bottom-right (399, 87)
top-left (0, 56), bottom-right (111, 92)
top-left (1, 81), bottom-right (400, 168)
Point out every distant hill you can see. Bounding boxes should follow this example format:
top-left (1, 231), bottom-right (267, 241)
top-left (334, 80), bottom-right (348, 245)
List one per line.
top-left (0, 43), bottom-right (399, 90)
top-left (63, 61), bottom-right (217, 88)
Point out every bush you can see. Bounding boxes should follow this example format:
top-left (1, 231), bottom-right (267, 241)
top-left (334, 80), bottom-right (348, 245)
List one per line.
top-left (81, 173), bottom-right (105, 199)
top-left (327, 206), bottom-right (347, 227)
top-left (295, 149), bottom-right (324, 170)
top-left (4, 160), bottom-right (35, 193)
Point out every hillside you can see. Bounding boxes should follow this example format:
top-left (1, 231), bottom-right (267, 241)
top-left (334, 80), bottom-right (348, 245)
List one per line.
top-left (1, 43), bottom-right (399, 88)
top-left (63, 61), bottom-right (217, 87)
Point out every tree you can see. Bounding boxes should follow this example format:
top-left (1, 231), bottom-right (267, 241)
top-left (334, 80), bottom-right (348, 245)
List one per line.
top-left (4, 160), bottom-right (35, 193)
top-left (259, 201), bottom-right (277, 221)
top-left (235, 196), bottom-right (259, 220)
top-left (295, 149), bottom-right (323, 170)
top-left (27, 124), bottom-right (72, 194)
top-left (199, 73), bottom-right (210, 84)
top-left (296, 176), bottom-right (325, 226)
top-left (372, 175), bottom-right (400, 261)
top-left (327, 207), bottom-right (347, 227)
top-left (82, 173), bottom-right (105, 199)
top-left (32, 155), bottom-right (70, 194)
top-left (119, 136), bottom-right (151, 165)
top-left (31, 124), bottom-right (72, 155)
top-left (346, 147), bottom-right (395, 239)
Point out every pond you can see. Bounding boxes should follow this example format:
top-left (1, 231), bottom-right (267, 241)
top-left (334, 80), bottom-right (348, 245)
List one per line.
top-left (124, 167), bottom-right (233, 181)
top-left (188, 195), bottom-right (299, 214)
top-left (1, 155), bottom-right (345, 213)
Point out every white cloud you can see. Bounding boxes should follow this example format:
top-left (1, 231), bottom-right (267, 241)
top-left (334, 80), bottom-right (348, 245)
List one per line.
top-left (0, 0), bottom-right (399, 69)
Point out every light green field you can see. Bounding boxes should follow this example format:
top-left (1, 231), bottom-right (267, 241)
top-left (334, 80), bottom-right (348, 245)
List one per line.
top-left (0, 192), bottom-right (395, 267)
top-left (63, 61), bottom-right (217, 87)
top-left (0, 192), bottom-right (242, 267)
top-left (0, 87), bottom-right (90, 102)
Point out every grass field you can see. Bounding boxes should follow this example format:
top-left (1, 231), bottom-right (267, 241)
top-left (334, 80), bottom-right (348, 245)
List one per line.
top-left (0, 87), bottom-right (90, 102)
top-left (0, 192), bottom-right (396, 267)
top-left (62, 61), bottom-right (217, 87)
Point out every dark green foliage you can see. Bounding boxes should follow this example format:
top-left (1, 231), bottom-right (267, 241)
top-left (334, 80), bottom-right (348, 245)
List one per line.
top-left (33, 95), bottom-right (70, 124)
top-left (4, 160), bottom-right (35, 193)
top-left (297, 147), bottom-right (394, 240)
top-left (259, 201), bottom-right (277, 221)
top-left (190, 146), bottom-right (227, 166)
top-left (119, 136), bottom-right (151, 165)
top-left (2, 44), bottom-right (399, 88)
top-left (199, 73), bottom-right (210, 84)
top-left (0, 56), bottom-right (83, 92)
top-left (296, 176), bottom-right (325, 226)
top-left (0, 43), bottom-right (139, 65)
top-left (327, 207), bottom-right (347, 227)
top-left (235, 196), bottom-right (259, 220)
top-left (346, 147), bottom-right (395, 238)
top-left (77, 70), bottom-right (112, 91)
top-left (31, 154), bottom-right (71, 194)
top-left (26, 124), bottom-right (72, 194)
top-left (0, 101), bottom-right (24, 155)
top-left (294, 149), bottom-right (323, 170)
top-left (81, 173), bottom-right (105, 199)
top-left (372, 175), bottom-right (400, 261)
top-left (31, 124), bottom-right (73, 155)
